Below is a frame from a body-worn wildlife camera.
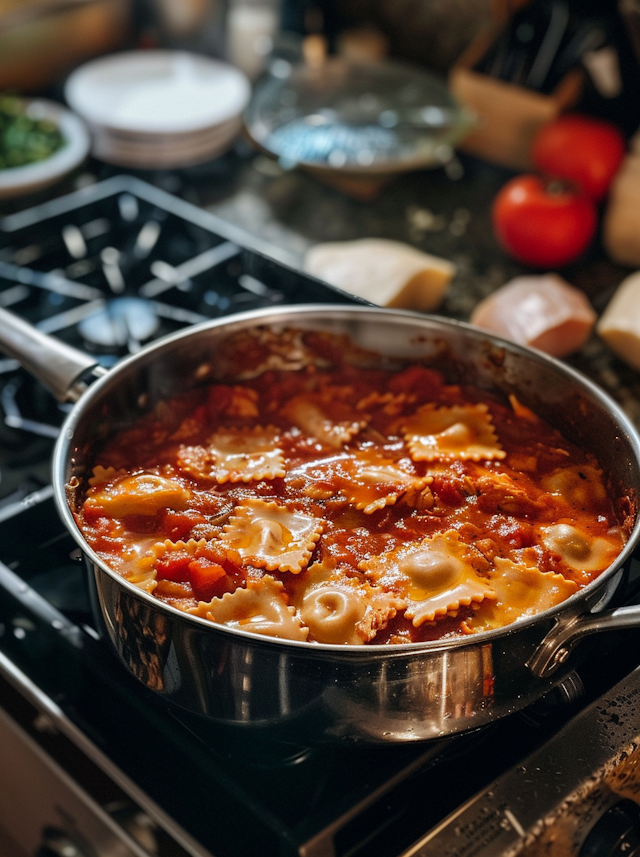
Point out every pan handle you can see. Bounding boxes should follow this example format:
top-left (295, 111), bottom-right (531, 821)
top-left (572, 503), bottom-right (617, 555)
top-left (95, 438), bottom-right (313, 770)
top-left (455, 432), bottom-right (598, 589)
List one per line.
top-left (528, 604), bottom-right (640, 678)
top-left (0, 306), bottom-right (102, 402)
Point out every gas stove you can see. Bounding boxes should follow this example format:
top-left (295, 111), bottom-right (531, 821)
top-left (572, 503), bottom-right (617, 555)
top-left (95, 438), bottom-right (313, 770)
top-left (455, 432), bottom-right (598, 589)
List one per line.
top-left (2, 175), bottom-right (640, 857)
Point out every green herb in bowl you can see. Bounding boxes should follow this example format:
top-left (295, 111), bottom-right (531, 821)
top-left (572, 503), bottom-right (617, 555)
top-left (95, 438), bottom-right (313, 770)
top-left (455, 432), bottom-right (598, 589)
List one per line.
top-left (0, 94), bottom-right (65, 170)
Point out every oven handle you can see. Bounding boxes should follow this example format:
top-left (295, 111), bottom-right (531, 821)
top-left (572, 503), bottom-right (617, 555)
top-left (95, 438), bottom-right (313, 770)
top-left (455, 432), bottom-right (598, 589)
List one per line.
top-left (529, 603), bottom-right (640, 678)
top-left (0, 305), bottom-right (103, 402)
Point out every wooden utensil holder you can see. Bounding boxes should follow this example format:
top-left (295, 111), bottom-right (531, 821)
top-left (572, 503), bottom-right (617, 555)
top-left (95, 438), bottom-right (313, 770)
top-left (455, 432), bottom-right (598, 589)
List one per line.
top-left (449, 23), bottom-right (583, 171)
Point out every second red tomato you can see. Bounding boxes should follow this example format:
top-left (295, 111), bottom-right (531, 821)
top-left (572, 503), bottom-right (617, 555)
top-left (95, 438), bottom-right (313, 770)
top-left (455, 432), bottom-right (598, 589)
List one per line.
top-left (492, 174), bottom-right (598, 268)
top-left (531, 114), bottom-right (626, 201)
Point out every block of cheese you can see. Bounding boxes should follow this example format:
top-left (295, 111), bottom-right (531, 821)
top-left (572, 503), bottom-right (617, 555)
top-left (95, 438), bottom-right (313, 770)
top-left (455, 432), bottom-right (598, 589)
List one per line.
top-left (470, 274), bottom-right (596, 358)
top-left (597, 270), bottom-right (640, 370)
top-left (304, 238), bottom-right (455, 311)
top-left (603, 153), bottom-right (640, 267)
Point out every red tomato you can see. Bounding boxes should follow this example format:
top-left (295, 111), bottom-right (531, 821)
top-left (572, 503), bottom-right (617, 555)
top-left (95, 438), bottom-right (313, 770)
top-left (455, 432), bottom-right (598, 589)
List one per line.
top-left (492, 174), bottom-right (597, 268)
top-left (532, 114), bottom-right (626, 201)
top-left (161, 508), bottom-right (206, 541)
top-left (188, 559), bottom-right (229, 601)
top-left (155, 550), bottom-right (192, 582)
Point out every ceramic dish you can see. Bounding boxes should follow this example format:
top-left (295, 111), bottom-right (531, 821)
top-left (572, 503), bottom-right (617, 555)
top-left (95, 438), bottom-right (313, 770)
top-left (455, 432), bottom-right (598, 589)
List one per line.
top-left (89, 114), bottom-right (244, 169)
top-left (65, 50), bottom-right (251, 134)
top-left (0, 99), bottom-right (90, 199)
top-left (64, 50), bottom-right (251, 168)
top-left (90, 126), bottom-right (243, 169)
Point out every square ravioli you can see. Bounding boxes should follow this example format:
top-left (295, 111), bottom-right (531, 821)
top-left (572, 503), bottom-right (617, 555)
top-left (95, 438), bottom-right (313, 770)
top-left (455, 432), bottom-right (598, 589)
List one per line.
top-left (360, 530), bottom-right (496, 626)
top-left (177, 426), bottom-right (285, 483)
top-left (403, 403), bottom-right (506, 462)
top-left (221, 498), bottom-right (323, 573)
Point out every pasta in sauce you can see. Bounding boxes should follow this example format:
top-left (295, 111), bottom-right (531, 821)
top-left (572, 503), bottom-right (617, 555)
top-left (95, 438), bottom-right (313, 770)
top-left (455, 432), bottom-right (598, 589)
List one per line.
top-left (73, 329), bottom-right (628, 645)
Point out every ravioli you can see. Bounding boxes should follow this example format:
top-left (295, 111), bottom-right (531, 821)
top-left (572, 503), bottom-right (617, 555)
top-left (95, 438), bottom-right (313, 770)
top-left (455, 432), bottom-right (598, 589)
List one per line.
top-left (177, 426), bottom-right (284, 483)
top-left (541, 523), bottom-right (622, 573)
top-left (403, 403), bottom-right (506, 462)
top-left (189, 576), bottom-right (309, 641)
top-left (75, 328), bottom-right (628, 646)
top-left (461, 557), bottom-right (579, 633)
top-left (361, 530), bottom-right (496, 625)
top-left (289, 450), bottom-right (432, 514)
top-left (282, 392), bottom-right (366, 449)
top-left (290, 559), bottom-right (405, 644)
top-left (221, 498), bottom-right (323, 573)
top-left (84, 473), bottom-right (191, 517)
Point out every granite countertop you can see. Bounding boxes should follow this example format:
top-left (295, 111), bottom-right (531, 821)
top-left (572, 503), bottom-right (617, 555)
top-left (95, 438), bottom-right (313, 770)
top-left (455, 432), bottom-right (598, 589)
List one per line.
top-left (185, 144), bottom-right (626, 317)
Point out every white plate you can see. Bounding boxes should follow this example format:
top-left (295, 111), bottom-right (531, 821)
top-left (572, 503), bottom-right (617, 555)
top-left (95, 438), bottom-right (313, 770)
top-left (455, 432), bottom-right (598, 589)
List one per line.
top-left (92, 113), bottom-right (243, 145)
top-left (90, 113), bottom-right (243, 168)
top-left (0, 99), bottom-right (90, 199)
top-left (65, 50), bottom-right (252, 135)
top-left (92, 134), bottom-right (238, 169)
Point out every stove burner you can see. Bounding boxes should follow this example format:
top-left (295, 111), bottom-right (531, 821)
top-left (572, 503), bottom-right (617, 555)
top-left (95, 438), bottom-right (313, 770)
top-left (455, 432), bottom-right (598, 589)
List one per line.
top-left (78, 296), bottom-right (160, 350)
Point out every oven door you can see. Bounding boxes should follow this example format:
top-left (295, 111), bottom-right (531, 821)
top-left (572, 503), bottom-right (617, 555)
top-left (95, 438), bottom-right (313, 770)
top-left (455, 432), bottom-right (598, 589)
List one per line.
top-left (0, 703), bottom-right (144, 857)
top-left (0, 650), bottom-right (211, 857)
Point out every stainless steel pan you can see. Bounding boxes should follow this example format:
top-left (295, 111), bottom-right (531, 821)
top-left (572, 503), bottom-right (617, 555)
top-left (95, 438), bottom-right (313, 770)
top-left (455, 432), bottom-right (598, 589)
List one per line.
top-left (2, 303), bottom-right (640, 744)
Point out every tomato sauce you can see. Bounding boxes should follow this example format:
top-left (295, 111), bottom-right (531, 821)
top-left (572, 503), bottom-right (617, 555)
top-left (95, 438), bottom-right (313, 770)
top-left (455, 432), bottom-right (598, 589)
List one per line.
top-left (73, 346), bottom-right (627, 646)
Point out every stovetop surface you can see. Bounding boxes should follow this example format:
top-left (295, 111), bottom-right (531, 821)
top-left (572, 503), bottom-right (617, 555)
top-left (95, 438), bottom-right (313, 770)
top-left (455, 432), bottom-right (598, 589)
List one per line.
top-left (1, 175), bottom-right (640, 857)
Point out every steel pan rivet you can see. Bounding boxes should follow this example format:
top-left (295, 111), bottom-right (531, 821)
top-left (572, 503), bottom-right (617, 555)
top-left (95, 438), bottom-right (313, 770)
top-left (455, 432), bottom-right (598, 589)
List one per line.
top-left (555, 648), bottom-right (569, 664)
top-left (65, 428), bottom-right (73, 440)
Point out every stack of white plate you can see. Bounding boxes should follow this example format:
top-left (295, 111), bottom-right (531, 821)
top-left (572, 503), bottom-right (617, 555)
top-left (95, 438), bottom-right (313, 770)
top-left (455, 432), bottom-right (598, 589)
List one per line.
top-left (65, 50), bottom-right (252, 169)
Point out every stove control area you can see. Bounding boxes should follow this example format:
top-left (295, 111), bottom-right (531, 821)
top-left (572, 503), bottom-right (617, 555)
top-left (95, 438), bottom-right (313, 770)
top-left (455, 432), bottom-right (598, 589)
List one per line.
top-left (403, 665), bottom-right (640, 857)
top-left (580, 799), bottom-right (640, 857)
